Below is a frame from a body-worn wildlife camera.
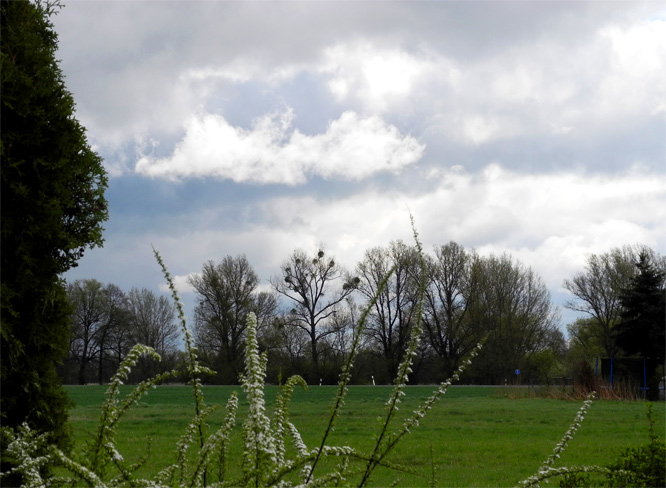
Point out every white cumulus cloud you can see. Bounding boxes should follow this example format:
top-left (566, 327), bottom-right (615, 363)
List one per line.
top-left (158, 273), bottom-right (198, 295)
top-left (135, 108), bottom-right (424, 184)
top-left (320, 42), bottom-right (439, 112)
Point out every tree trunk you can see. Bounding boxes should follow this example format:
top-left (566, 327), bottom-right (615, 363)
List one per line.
top-left (78, 358), bottom-right (87, 385)
top-left (98, 333), bottom-right (106, 384)
top-left (310, 329), bottom-right (319, 384)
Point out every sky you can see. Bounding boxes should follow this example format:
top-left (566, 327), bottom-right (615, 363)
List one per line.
top-left (54, 1), bottom-right (666, 332)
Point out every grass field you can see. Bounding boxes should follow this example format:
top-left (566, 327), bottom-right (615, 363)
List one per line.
top-left (64, 385), bottom-right (665, 487)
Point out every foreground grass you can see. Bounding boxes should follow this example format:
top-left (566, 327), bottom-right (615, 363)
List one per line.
top-left (64, 385), bottom-right (664, 487)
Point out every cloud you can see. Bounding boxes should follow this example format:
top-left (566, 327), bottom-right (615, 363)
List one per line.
top-left (320, 42), bottom-right (440, 112)
top-left (52, 1), bottom-right (664, 170)
top-left (238, 163), bottom-right (665, 289)
top-left (135, 109), bottom-right (425, 184)
top-left (418, 164), bottom-right (665, 240)
top-left (65, 161), bottom-right (665, 332)
top-left (135, 164), bottom-right (664, 292)
top-left (55, 1), bottom-right (665, 332)
top-left (158, 273), bottom-right (198, 295)
top-left (597, 18), bottom-right (666, 117)
top-left (414, 164), bottom-right (665, 289)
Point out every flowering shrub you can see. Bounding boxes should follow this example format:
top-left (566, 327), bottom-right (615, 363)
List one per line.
top-left (555, 402), bottom-right (665, 488)
top-left (605, 403), bottom-right (666, 487)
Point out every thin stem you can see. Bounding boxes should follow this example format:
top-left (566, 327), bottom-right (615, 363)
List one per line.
top-left (359, 215), bottom-right (429, 487)
top-left (153, 247), bottom-right (209, 484)
top-left (306, 267), bottom-right (396, 483)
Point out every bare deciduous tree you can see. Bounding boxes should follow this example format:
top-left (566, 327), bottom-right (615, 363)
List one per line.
top-left (271, 247), bottom-right (358, 382)
top-left (422, 242), bottom-right (480, 378)
top-left (67, 279), bottom-right (109, 385)
top-left (126, 287), bottom-right (178, 380)
top-left (356, 240), bottom-right (420, 381)
top-left (562, 244), bottom-right (659, 357)
top-left (66, 280), bottom-right (132, 384)
top-left (189, 255), bottom-right (275, 383)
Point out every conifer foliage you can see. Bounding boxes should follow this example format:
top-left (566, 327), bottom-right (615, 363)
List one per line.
top-left (615, 252), bottom-right (665, 361)
top-left (614, 252), bottom-right (666, 399)
top-left (1, 0), bottom-right (108, 479)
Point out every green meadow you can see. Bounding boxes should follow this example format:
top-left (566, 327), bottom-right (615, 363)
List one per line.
top-left (65, 385), bottom-right (664, 487)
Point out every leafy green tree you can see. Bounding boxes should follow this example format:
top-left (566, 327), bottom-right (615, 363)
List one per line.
top-left (1, 0), bottom-right (108, 472)
top-left (566, 317), bottom-right (606, 359)
top-left (565, 317), bottom-right (606, 388)
top-left (466, 253), bottom-right (559, 384)
top-left (562, 245), bottom-right (655, 357)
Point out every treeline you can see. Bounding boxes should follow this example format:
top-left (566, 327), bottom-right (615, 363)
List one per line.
top-left (61, 241), bottom-right (665, 393)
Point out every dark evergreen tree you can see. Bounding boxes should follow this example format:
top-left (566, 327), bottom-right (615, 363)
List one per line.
top-left (615, 252), bottom-right (665, 358)
top-left (1, 0), bottom-right (108, 477)
top-left (614, 252), bottom-right (665, 398)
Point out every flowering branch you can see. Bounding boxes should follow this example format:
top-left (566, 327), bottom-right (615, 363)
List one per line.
top-left (305, 264), bottom-right (396, 483)
top-left (517, 391), bottom-right (610, 488)
top-left (153, 247), bottom-right (212, 484)
top-left (359, 215), bottom-right (430, 486)
top-left (241, 312), bottom-right (277, 487)
top-left (542, 392), bottom-right (596, 470)
top-left (88, 343), bottom-right (162, 477)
